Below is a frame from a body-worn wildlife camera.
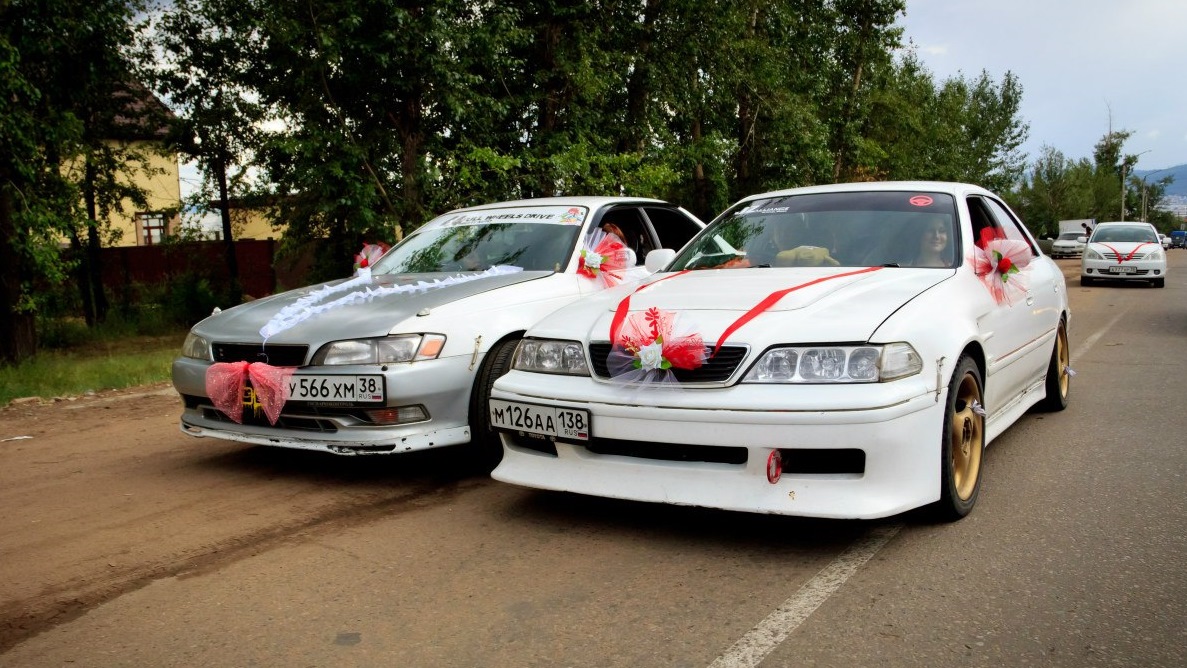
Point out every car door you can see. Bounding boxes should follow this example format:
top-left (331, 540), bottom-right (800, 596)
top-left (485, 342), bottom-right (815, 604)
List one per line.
top-left (966, 195), bottom-right (1059, 416)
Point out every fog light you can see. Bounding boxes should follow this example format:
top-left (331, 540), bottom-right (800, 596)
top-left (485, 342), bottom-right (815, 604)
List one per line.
top-left (365, 405), bottom-right (428, 425)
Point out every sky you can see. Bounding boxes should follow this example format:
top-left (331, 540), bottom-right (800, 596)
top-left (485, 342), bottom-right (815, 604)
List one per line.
top-left (896, 0), bottom-right (1187, 172)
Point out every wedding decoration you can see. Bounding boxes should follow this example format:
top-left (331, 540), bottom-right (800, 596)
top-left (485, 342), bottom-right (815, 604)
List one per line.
top-left (972, 227), bottom-right (1032, 304)
top-left (577, 228), bottom-right (631, 288)
top-left (607, 307), bottom-right (705, 384)
top-left (205, 361), bottom-right (296, 425)
top-left (259, 265), bottom-right (523, 341)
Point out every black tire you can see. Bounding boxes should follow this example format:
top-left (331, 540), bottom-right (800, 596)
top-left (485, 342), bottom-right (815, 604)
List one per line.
top-left (1036, 319), bottom-right (1070, 412)
top-left (1153, 278), bottom-right (1165, 288)
top-left (1079, 275), bottom-right (1094, 287)
top-left (933, 355), bottom-right (984, 521)
top-left (467, 337), bottom-right (521, 470)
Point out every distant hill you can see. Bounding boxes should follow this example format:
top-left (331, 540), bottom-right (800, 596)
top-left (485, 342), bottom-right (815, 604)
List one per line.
top-left (1134, 164), bottom-right (1187, 197)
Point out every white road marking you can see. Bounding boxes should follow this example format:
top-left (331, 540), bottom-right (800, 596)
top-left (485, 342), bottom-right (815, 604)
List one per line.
top-left (1072, 309), bottom-right (1128, 360)
top-left (708, 523), bottom-right (902, 668)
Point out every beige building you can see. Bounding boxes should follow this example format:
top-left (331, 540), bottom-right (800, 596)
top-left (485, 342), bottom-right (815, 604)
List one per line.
top-left (77, 81), bottom-right (183, 247)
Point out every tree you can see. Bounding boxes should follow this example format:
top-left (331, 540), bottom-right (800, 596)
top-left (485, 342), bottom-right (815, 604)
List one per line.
top-left (148, 0), bottom-right (272, 303)
top-left (0, 0), bottom-right (150, 364)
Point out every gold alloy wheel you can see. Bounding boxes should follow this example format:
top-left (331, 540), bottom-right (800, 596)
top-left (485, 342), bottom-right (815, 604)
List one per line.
top-left (1055, 323), bottom-right (1070, 399)
top-left (950, 371), bottom-right (984, 501)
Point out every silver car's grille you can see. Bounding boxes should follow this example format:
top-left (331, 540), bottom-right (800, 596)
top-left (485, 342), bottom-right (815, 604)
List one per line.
top-left (212, 342), bottom-right (309, 366)
top-left (587, 343), bottom-right (748, 383)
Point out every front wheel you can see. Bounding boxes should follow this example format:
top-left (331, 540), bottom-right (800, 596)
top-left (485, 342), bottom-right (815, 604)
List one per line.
top-left (1153, 278), bottom-right (1165, 288)
top-left (933, 355), bottom-right (985, 521)
top-left (467, 337), bottom-right (521, 471)
top-left (1080, 275), bottom-right (1095, 287)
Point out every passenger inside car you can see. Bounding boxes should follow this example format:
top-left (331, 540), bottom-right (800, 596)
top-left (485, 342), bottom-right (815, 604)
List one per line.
top-left (908, 215), bottom-right (954, 267)
top-left (769, 215), bottom-right (840, 267)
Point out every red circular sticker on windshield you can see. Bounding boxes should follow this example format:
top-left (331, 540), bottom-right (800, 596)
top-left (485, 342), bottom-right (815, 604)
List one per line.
top-left (909, 195), bottom-right (934, 207)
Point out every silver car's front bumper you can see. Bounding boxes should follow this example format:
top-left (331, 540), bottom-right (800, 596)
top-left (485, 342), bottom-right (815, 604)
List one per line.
top-left (172, 355), bottom-right (478, 455)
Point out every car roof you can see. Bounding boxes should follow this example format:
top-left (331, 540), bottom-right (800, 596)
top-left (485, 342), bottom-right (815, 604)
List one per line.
top-left (734, 180), bottom-right (996, 203)
top-left (445, 196), bottom-right (669, 214)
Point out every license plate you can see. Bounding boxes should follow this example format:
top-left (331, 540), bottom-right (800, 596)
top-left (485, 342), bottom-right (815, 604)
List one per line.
top-left (489, 399), bottom-right (590, 441)
top-left (287, 375), bottom-right (385, 402)
top-left (1108, 265), bottom-right (1136, 274)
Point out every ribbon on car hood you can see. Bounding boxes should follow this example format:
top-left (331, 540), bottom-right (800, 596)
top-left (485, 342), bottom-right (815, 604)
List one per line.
top-left (259, 265), bottom-right (523, 341)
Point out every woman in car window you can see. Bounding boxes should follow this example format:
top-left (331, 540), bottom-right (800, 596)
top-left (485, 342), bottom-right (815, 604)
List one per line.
top-left (910, 215), bottom-right (954, 267)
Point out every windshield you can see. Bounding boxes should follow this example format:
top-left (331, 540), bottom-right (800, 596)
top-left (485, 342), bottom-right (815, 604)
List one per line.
top-left (670, 191), bottom-right (959, 270)
top-left (1090, 225), bottom-right (1159, 244)
top-left (371, 206), bottom-right (585, 274)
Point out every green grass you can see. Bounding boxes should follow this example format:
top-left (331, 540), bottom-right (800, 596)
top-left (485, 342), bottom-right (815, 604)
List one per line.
top-left (0, 331), bottom-right (187, 407)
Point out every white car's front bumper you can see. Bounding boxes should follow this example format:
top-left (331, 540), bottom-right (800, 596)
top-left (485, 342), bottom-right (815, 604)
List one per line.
top-left (1081, 257), bottom-right (1166, 281)
top-left (490, 371), bottom-right (948, 519)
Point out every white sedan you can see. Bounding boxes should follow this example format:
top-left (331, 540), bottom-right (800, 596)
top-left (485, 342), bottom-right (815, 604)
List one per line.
top-left (490, 182), bottom-right (1071, 520)
top-left (171, 197), bottom-right (703, 465)
top-left (1080, 221), bottom-right (1167, 288)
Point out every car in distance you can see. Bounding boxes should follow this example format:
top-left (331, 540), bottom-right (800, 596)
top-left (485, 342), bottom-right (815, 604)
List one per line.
top-left (171, 197), bottom-right (703, 464)
top-left (490, 182), bottom-right (1071, 521)
top-left (1080, 221), bottom-right (1167, 287)
top-left (1049, 231), bottom-right (1086, 258)
top-left (1170, 230), bottom-right (1187, 249)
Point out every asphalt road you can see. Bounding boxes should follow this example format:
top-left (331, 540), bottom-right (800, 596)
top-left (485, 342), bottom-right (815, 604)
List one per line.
top-left (1, 251), bottom-right (1185, 667)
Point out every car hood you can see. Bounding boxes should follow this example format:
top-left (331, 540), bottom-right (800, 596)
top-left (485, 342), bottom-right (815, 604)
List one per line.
top-left (194, 270), bottom-right (552, 343)
top-left (562, 266), bottom-right (953, 343)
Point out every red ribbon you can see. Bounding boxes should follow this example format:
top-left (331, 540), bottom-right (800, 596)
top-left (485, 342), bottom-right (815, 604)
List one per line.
top-left (609, 270), bottom-right (691, 344)
top-left (608, 267), bottom-right (883, 359)
top-left (1098, 242), bottom-right (1152, 263)
top-left (711, 267), bottom-right (883, 357)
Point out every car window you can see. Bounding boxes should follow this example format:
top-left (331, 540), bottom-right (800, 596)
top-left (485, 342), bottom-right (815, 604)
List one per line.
top-left (669, 190), bottom-right (959, 269)
top-left (372, 206), bottom-right (584, 273)
top-left (1091, 225), bottom-right (1159, 243)
top-left (969, 195), bottom-right (1037, 258)
top-left (643, 206), bottom-right (702, 252)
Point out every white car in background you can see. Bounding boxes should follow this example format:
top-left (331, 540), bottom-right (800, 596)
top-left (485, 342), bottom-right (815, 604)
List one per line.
top-left (1050, 231), bottom-right (1086, 258)
top-left (490, 182), bottom-right (1071, 521)
top-left (171, 197), bottom-right (703, 466)
top-left (1080, 221), bottom-right (1167, 288)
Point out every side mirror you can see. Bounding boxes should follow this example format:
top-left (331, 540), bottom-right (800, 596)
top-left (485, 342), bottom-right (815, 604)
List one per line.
top-left (644, 248), bottom-right (677, 272)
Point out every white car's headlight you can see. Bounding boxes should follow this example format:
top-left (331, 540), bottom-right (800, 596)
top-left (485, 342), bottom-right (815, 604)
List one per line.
top-left (182, 332), bottom-right (212, 360)
top-left (312, 334), bottom-right (445, 365)
top-left (513, 339), bottom-right (589, 376)
top-left (1148, 249), bottom-right (1164, 261)
top-left (743, 342), bottom-right (921, 383)
top-left (1084, 248), bottom-right (1104, 260)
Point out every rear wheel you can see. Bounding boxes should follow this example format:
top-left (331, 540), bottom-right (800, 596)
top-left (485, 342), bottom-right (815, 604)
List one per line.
top-left (468, 337), bottom-right (521, 471)
top-left (1036, 319), bottom-right (1070, 412)
top-left (933, 355), bottom-right (984, 521)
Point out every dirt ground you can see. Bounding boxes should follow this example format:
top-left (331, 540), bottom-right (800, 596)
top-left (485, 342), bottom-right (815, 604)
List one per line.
top-left (0, 383), bottom-right (477, 653)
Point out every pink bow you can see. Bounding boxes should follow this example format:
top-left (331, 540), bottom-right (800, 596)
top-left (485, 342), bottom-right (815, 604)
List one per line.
top-left (205, 362), bottom-right (296, 425)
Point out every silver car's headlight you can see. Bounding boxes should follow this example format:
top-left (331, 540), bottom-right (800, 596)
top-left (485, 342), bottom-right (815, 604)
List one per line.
top-left (1084, 248), bottom-right (1104, 260)
top-left (513, 339), bottom-right (589, 376)
top-left (182, 332), bottom-right (212, 360)
top-left (312, 334), bottom-right (445, 365)
top-left (743, 342), bottom-right (921, 383)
